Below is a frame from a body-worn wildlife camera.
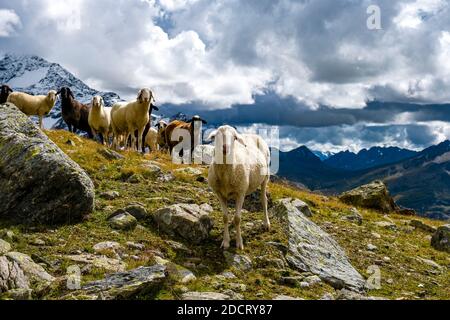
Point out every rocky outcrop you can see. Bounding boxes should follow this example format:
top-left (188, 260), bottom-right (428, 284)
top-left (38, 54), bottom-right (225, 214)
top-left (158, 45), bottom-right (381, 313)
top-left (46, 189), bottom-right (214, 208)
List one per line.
top-left (0, 103), bottom-right (94, 224)
top-left (152, 203), bottom-right (214, 244)
top-left (271, 198), bottom-right (366, 292)
top-left (1, 251), bottom-right (54, 296)
top-left (80, 264), bottom-right (167, 300)
top-left (431, 224), bottom-right (450, 253)
top-left (339, 181), bottom-right (399, 213)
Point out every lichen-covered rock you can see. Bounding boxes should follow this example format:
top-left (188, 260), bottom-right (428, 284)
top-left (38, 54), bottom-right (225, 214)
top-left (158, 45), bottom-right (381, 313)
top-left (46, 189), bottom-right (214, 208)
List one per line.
top-left (4, 252), bottom-right (54, 287)
top-left (0, 255), bottom-right (29, 293)
top-left (0, 103), bottom-right (94, 224)
top-left (80, 264), bottom-right (167, 300)
top-left (153, 203), bottom-right (214, 243)
top-left (223, 252), bottom-right (252, 271)
top-left (271, 198), bottom-right (366, 293)
top-left (0, 239), bottom-right (11, 254)
top-left (65, 253), bottom-right (125, 273)
top-left (108, 211), bottom-right (138, 231)
top-left (410, 220), bottom-right (436, 233)
top-left (339, 181), bottom-right (397, 213)
top-left (124, 204), bottom-right (148, 220)
top-left (431, 224), bottom-right (450, 253)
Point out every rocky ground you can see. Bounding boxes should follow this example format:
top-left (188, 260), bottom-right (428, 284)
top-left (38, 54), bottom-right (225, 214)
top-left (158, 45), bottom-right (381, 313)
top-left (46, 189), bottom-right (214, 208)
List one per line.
top-left (0, 128), bottom-right (449, 300)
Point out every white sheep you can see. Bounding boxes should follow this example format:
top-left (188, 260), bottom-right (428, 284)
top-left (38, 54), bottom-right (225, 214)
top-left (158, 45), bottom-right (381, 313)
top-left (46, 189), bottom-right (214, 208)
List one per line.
top-left (7, 90), bottom-right (58, 129)
top-left (207, 125), bottom-right (271, 250)
top-left (88, 95), bottom-right (112, 146)
top-left (144, 127), bottom-right (158, 152)
top-left (110, 88), bottom-right (154, 151)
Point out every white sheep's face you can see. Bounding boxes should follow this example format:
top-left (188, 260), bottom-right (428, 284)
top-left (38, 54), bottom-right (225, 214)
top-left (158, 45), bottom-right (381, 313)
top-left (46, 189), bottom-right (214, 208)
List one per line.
top-left (47, 90), bottom-right (57, 105)
top-left (92, 95), bottom-right (103, 108)
top-left (211, 125), bottom-right (243, 156)
top-left (138, 88), bottom-right (152, 103)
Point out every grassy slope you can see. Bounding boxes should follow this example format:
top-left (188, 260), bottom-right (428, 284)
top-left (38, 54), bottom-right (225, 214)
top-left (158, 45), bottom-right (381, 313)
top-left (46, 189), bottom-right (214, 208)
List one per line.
top-left (1, 130), bottom-right (448, 300)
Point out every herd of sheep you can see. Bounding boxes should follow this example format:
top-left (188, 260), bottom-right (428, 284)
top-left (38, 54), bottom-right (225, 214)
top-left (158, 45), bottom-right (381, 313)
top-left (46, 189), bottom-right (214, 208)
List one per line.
top-left (0, 84), bottom-right (271, 250)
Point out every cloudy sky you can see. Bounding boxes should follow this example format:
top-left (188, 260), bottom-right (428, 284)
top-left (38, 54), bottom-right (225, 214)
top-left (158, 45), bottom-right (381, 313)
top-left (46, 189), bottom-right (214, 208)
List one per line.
top-left (0, 0), bottom-right (450, 152)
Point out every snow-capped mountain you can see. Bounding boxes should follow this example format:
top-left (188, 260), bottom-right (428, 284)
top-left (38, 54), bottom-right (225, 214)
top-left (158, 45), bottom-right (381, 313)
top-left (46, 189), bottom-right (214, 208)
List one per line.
top-left (0, 53), bottom-right (121, 129)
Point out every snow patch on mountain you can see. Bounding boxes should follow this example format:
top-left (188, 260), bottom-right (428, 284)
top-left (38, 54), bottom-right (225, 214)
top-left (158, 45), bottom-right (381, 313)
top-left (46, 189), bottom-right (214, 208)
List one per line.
top-left (0, 53), bottom-right (122, 130)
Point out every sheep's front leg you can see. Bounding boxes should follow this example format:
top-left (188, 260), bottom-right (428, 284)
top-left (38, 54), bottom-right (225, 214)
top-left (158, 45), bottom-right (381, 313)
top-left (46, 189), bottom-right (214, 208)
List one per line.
top-left (137, 129), bottom-right (144, 153)
top-left (218, 195), bottom-right (231, 250)
top-left (38, 115), bottom-right (43, 129)
top-left (261, 178), bottom-right (270, 230)
top-left (234, 195), bottom-right (245, 250)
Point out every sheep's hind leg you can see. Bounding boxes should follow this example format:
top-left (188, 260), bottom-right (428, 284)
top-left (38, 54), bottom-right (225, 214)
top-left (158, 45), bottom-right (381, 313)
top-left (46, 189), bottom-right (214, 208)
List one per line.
top-left (261, 177), bottom-right (270, 231)
top-left (218, 195), bottom-right (231, 250)
top-left (234, 195), bottom-right (245, 250)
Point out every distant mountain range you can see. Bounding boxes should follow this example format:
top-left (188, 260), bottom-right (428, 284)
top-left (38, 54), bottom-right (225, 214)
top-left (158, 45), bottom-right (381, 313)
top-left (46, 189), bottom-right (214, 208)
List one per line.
top-left (277, 142), bottom-right (450, 220)
top-left (324, 147), bottom-right (418, 171)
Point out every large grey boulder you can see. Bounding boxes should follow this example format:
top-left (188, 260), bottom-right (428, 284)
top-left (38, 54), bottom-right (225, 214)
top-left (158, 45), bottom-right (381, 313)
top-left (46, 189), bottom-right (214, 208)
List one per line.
top-left (80, 264), bottom-right (167, 300)
top-left (153, 203), bottom-right (214, 243)
top-left (339, 181), bottom-right (397, 213)
top-left (271, 198), bottom-right (366, 293)
top-left (431, 224), bottom-right (450, 253)
top-left (0, 103), bottom-right (94, 224)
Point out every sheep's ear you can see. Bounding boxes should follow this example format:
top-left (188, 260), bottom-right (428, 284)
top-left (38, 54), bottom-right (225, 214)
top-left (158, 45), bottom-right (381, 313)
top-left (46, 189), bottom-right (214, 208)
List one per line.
top-left (202, 119), bottom-right (207, 124)
top-left (8, 87), bottom-right (13, 93)
top-left (69, 89), bottom-right (75, 99)
top-left (235, 133), bottom-right (247, 147)
top-left (137, 90), bottom-right (143, 103)
top-left (206, 130), bottom-right (217, 142)
top-left (152, 104), bottom-right (159, 111)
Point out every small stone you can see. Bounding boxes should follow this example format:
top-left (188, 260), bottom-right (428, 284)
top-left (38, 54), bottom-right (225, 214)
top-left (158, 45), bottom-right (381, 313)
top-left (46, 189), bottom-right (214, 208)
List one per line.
top-left (124, 204), bottom-right (148, 220)
top-left (126, 242), bottom-right (145, 250)
top-left (273, 295), bottom-right (303, 300)
top-left (0, 238), bottom-right (11, 254)
top-left (431, 224), bottom-right (450, 253)
top-left (30, 238), bottom-right (46, 246)
top-left (304, 275), bottom-right (322, 286)
top-left (108, 211), bottom-right (137, 231)
top-left (299, 281), bottom-right (310, 288)
top-left (127, 174), bottom-right (143, 184)
top-left (98, 148), bottom-right (124, 160)
top-left (223, 252), bottom-right (252, 271)
top-left (100, 191), bottom-right (120, 200)
top-left (383, 256), bottom-right (391, 263)
top-left (175, 167), bottom-right (203, 176)
top-left (386, 278), bottom-right (394, 284)
top-left (157, 173), bottom-right (175, 182)
top-left (221, 271), bottom-right (236, 279)
top-left (371, 232), bottom-right (381, 239)
top-left (142, 163), bottom-right (162, 174)
top-left (374, 221), bottom-right (397, 231)
top-left (320, 293), bottom-right (334, 300)
top-left (343, 208), bottom-right (363, 225)
top-left (416, 257), bottom-right (442, 270)
top-left (409, 220), bottom-right (436, 233)
top-left (367, 243), bottom-right (378, 251)
top-left (418, 284), bottom-right (424, 288)
top-left (93, 241), bottom-right (122, 253)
